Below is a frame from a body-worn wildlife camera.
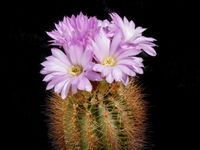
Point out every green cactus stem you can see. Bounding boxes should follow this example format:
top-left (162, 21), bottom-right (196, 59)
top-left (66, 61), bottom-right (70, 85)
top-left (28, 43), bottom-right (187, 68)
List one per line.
top-left (47, 79), bottom-right (147, 150)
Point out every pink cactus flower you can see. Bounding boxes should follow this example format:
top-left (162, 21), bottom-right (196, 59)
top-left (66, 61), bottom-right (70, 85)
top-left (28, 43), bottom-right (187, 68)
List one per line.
top-left (40, 47), bottom-right (101, 99)
top-left (92, 31), bottom-right (144, 85)
top-left (110, 13), bottom-right (157, 56)
top-left (47, 12), bottom-right (100, 49)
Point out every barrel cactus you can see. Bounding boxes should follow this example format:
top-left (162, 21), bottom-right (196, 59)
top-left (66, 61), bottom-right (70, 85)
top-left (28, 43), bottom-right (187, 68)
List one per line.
top-left (41, 12), bottom-right (156, 150)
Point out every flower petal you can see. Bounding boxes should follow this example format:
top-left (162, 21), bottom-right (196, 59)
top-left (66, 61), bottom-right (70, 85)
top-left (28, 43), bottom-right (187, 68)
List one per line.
top-left (121, 75), bottom-right (129, 86)
top-left (117, 59), bottom-right (134, 66)
top-left (44, 56), bottom-right (68, 69)
top-left (91, 41), bottom-right (104, 62)
top-left (78, 76), bottom-right (92, 92)
top-left (130, 65), bottom-right (144, 74)
top-left (61, 81), bottom-right (71, 99)
top-left (141, 44), bottom-right (157, 56)
top-left (67, 45), bottom-right (82, 64)
top-left (93, 31), bottom-right (110, 60)
top-left (84, 79), bottom-right (92, 92)
top-left (93, 64), bottom-right (104, 72)
top-left (51, 48), bottom-right (71, 66)
top-left (112, 67), bottom-right (122, 81)
top-left (43, 64), bottom-right (67, 73)
top-left (43, 72), bottom-right (65, 82)
top-left (110, 33), bottom-right (122, 56)
top-left (102, 67), bottom-right (112, 77)
top-left (71, 78), bottom-right (79, 94)
top-left (54, 80), bottom-right (67, 93)
top-left (46, 76), bottom-right (67, 90)
top-left (134, 36), bottom-right (156, 43)
top-left (116, 49), bottom-right (141, 60)
top-left (85, 71), bottom-right (102, 81)
top-left (81, 49), bottom-right (93, 67)
top-left (118, 65), bottom-right (136, 76)
top-left (106, 73), bottom-right (114, 83)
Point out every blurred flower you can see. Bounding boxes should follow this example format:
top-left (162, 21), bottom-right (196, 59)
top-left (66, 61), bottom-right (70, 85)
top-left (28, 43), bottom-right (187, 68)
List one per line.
top-left (110, 13), bottom-right (157, 56)
top-left (92, 31), bottom-right (144, 85)
top-left (47, 12), bottom-right (99, 49)
top-left (40, 47), bottom-right (101, 99)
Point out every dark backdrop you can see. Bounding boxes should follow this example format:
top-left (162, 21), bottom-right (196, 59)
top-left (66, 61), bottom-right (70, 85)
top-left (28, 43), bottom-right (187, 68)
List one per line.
top-left (4, 0), bottom-right (199, 149)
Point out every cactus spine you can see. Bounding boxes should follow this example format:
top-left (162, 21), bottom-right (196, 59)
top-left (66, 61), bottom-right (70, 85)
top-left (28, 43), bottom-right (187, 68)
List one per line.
top-left (47, 79), bottom-right (146, 150)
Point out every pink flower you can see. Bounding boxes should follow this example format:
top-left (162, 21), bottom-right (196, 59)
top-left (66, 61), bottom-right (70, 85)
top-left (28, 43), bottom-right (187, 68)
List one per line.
top-left (41, 12), bottom-right (157, 98)
top-left (47, 12), bottom-right (100, 48)
top-left (40, 47), bottom-right (101, 99)
top-left (92, 31), bottom-right (144, 85)
top-left (110, 13), bottom-right (157, 56)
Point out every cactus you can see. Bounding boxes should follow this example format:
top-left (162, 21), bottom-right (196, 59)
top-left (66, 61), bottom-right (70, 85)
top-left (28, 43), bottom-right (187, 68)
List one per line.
top-left (47, 79), bottom-right (146, 150)
top-left (41, 12), bottom-right (156, 150)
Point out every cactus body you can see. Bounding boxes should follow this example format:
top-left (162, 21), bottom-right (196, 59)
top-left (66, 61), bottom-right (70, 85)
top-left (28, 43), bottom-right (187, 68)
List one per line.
top-left (47, 80), bottom-right (146, 150)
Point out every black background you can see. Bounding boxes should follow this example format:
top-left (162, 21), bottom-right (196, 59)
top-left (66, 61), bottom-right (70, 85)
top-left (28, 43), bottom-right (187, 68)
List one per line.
top-left (4, 0), bottom-right (199, 149)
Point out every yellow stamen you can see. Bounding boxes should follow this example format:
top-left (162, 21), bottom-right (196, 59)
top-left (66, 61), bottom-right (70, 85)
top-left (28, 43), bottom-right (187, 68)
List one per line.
top-left (103, 56), bottom-right (116, 66)
top-left (69, 65), bottom-right (83, 76)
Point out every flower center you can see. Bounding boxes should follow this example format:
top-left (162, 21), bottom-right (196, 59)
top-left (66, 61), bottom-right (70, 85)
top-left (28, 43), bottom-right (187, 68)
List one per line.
top-left (103, 56), bottom-right (116, 66)
top-left (69, 65), bottom-right (83, 76)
